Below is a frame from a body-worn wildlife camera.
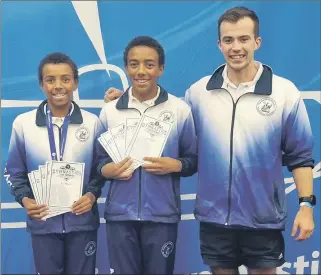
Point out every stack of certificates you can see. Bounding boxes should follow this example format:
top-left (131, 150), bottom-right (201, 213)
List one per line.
top-left (98, 114), bottom-right (172, 170)
top-left (28, 161), bottom-right (85, 220)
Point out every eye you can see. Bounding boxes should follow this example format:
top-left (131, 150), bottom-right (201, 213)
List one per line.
top-left (45, 78), bottom-right (54, 83)
top-left (62, 78), bottom-right (71, 83)
top-left (224, 39), bottom-right (232, 44)
top-left (146, 63), bottom-right (154, 68)
top-left (129, 63), bottom-right (138, 68)
top-left (241, 38), bottom-right (249, 43)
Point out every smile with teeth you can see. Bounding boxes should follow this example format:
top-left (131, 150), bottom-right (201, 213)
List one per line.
top-left (52, 92), bottom-right (67, 98)
top-left (230, 55), bottom-right (245, 59)
top-left (135, 79), bottom-right (149, 84)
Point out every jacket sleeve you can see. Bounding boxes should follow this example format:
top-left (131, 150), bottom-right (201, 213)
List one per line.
top-left (175, 108), bottom-right (198, 177)
top-left (4, 118), bottom-right (32, 206)
top-left (281, 96), bottom-right (314, 171)
top-left (84, 117), bottom-right (112, 199)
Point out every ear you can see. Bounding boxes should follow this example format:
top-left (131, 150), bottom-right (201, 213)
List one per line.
top-left (73, 80), bottom-right (79, 91)
top-left (158, 65), bottom-right (164, 77)
top-left (217, 40), bottom-right (223, 53)
top-left (125, 64), bottom-right (129, 74)
top-left (254, 36), bottom-right (262, 51)
top-left (40, 82), bottom-right (45, 93)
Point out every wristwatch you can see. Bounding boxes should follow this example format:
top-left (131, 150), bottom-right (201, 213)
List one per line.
top-left (299, 195), bottom-right (316, 208)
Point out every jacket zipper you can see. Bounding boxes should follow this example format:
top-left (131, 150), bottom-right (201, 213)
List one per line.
top-left (57, 125), bottom-right (66, 233)
top-left (137, 106), bottom-right (157, 220)
top-left (224, 91), bottom-right (252, 225)
top-left (225, 102), bottom-right (236, 225)
top-left (126, 108), bottom-right (143, 220)
top-left (106, 181), bottom-right (114, 205)
top-left (126, 105), bottom-right (159, 221)
top-left (138, 167), bottom-right (142, 220)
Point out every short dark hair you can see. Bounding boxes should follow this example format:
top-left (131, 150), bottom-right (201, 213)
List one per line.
top-left (38, 52), bottom-right (79, 84)
top-left (123, 36), bottom-right (165, 67)
top-left (218, 7), bottom-right (259, 39)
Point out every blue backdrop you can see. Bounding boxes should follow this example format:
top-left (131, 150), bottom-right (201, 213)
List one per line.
top-left (1, 1), bottom-right (320, 274)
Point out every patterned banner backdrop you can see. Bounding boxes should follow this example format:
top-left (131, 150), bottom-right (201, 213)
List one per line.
top-left (1, 1), bottom-right (320, 274)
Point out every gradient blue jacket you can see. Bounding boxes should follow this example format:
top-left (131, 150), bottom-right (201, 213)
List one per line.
top-left (98, 86), bottom-right (198, 223)
top-left (186, 64), bottom-right (314, 229)
top-left (4, 101), bottom-right (106, 234)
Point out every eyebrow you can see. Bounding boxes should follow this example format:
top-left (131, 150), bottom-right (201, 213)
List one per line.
top-left (239, 35), bottom-right (251, 39)
top-left (128, 59), bottom-right (156, 62)
top-left (222, 35), bottom-right (251, 40)
top-left (44, 74), bottom-right (72, 79)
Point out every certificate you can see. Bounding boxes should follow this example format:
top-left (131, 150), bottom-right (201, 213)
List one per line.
top-left (125, 114), bottom-right (172, 163)
top-left (125, 118), bottom-right (140, 150)
top-left (99, 131), bottom-right (121, 163)
top-left (32, 170), bottom-right (42, 204)
top-left (110, 124), bottom-right (126, 160)
top-left (47, 161), bottom-right (84, 209)
top-left (28, 172), bottom-right (40, 204)
top-left (38, 165), bottom-right (47, 204)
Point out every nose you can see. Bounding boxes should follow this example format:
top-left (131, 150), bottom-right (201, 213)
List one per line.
top-left (137, 64), bottom-right (146, 75)
top-left (231, 40), bottom-right (242, 51)
top-left (54, 79), bottom-right (62, 89)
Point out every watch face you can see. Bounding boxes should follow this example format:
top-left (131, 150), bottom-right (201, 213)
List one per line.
top-left (311, 195), bottom-right (316, 205)
top-left (299, 195), bottom-right (316, 206)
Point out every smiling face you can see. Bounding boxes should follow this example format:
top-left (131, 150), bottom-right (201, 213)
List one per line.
top-left (218, 16), bottom-right (262, 74)
top-left (125, 45), bottom-right (164, 102)
top-left (40, 63), bottom-right (78, 116)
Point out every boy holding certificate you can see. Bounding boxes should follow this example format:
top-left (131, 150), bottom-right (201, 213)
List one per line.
top-left (98, 36), bottom-right (198, 274)
top-left (4, 52), bottom-right (106, 274)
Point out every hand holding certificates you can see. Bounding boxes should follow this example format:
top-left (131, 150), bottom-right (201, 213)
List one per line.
top-left (28, 161), bottom-right (85, 220)
top-left (98, 114), bottom-right (172, 172)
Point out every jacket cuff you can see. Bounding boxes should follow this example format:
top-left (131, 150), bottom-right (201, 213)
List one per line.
top-left (84, 188), bottom-right (99, 200)
top-left (17, 192), bottom-right (33, 207)
top-left (174, 158), bottom-right (194, 177)
top-left (287, 159), bottom-right (315, 172)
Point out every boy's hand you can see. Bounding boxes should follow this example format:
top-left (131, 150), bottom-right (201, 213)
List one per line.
top-left (101, 157), bottom-right (134, 180)
top-left (22, 197), bottom-right (48, 220)
top-left (72, 192), bottom-right (96, 215)
top-left (143, 157), bottom-right (182, 175)
top-left (104, 88), bottom-right (123, 103)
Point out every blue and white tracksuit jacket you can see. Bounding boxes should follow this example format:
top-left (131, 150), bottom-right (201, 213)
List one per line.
top-left (98, 86), bottom-right (198, 223)
top-left (186, 64), bottom-right (314, 230)
top-left (4, 100), bottom-right (106, 234)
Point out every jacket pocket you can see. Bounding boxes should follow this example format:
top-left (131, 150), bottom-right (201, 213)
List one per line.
top-left (273, 180), bottom-right (285, 217)
top-left (105, 180), bottom-right (135, 216)
top-left (252, 180), bottom-right (285, 224)
top-left (143, 174), bottom-right (179, 217)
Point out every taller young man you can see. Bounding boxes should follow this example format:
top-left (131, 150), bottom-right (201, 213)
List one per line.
top-left (185, 7), bottom-right (315, 275)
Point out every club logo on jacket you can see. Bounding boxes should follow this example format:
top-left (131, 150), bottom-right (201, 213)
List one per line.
top-left (84, 241), bottom-right (96, 256)
top-left (256, 97), bottom-right (277, 116)
top-left (75, 126), bottom-right (90, 142)
top-left (161, 241), bottom-right (174, 258)
top-left (158, 110), bottom-right (174, 123)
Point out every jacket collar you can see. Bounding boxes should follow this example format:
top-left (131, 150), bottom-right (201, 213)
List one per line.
top-left (116, 85), bottom-right (169, 110)
top-left (36, 100), bottom-right (83, 126)
top-left (206, 63), bottom-right (273, 95)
